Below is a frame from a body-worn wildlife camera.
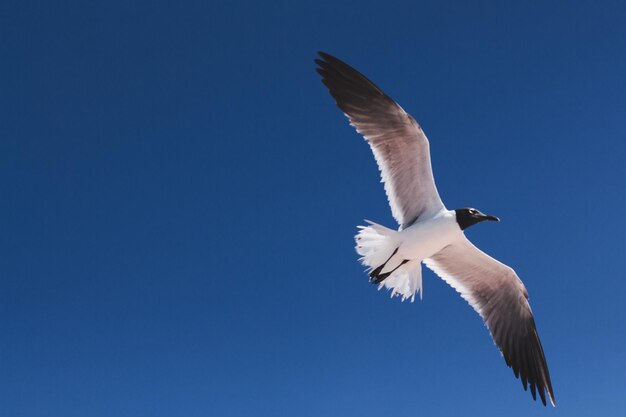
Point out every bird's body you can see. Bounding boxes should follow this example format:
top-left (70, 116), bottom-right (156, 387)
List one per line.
top-left (394, 209), bottom-right (459, 262)
top-left (357, 206), bottom-right (498, 301)
top-left (357, 209), bottom-right (460, 296)
top-left (315, 51), bottom-right (555, 406)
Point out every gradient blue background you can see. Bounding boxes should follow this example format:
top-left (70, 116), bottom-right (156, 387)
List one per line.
top-left (2, 1), bottom-right (625, 416)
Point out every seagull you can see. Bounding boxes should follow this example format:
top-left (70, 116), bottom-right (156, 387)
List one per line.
top-left (315, 52), bottom-right (555, 406)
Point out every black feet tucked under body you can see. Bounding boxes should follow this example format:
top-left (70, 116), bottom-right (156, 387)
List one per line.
top-left (368, 248), bottom-right (409, 284)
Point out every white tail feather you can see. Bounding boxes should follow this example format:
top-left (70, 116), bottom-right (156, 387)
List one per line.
top-left (379, 263), bottom-right (422, 302)
top-left (355, 221), bottom-right (422, 302)
top-left (355, 220), bottom-right (397, 268)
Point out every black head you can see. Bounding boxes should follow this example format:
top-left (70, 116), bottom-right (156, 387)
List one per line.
top-left (455, 208), bottom-right (500, 230)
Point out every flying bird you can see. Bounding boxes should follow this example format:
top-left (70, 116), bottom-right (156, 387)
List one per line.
top-left (315, 52), bottom-right (555, 406)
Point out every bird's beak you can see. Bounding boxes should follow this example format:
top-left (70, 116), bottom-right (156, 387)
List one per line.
top-left (483, 214), bottom-right (500, 222)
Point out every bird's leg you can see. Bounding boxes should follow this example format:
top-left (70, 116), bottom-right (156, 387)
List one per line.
top-left (368, 247), bottom-right (399, 281)
top-left (371, 259), bottom-right (410, 284)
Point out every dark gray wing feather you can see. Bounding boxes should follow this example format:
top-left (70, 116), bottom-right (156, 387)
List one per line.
top-left (424, 237), bottom-right (555, 406)
top-left (315, 52), bottom-right (444, 228)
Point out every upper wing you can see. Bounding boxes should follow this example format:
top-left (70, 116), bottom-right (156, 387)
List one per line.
top-left (315, 52), bottom-right (445, 229)
top-left (423, 236), bottom-right (555, 406)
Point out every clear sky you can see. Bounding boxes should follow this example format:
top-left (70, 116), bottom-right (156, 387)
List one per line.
top-left (2, 1), bottom-right (625, 416)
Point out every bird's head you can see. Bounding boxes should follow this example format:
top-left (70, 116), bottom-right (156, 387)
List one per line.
top-left (455, 208), bottom-right (500, 230)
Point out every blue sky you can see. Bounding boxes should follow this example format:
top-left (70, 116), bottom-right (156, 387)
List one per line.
top-left (1, 1), bottom-right (626, 416)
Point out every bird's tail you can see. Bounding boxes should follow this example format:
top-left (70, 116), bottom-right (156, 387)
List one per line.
top-left (355, 221), bottom-right (422, 302)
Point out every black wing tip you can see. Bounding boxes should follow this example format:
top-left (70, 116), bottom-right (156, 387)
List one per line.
top-left (505, 339), bottom-right (555, 407)
top-left (495, 318), bottom-right (555, 407)
top-left (314, 51), bottom-right (356, 80)
top-left (314, 51), bottom-right (338, 69)
top-left (545, 379), bottom-right (556, 407)
top-left (314, 50), bottom-right (394, 115)
top-left (316, 51), bottom-right (338, 62)
top-left (511, 367), bottom-right (554, 407)
top-left (548, 392), bottom-right (556, 407)
top-left (314, 51), bottom-right (365, 81)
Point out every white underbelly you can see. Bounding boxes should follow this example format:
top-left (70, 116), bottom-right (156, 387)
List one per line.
top-left (397, 214), bottom-right (461, 261)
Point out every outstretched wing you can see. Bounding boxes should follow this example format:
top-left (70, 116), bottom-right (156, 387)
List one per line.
top-left (315, 52), bottom-right (444, 228)
top-left (424, 236), bottom-right (555, 406)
